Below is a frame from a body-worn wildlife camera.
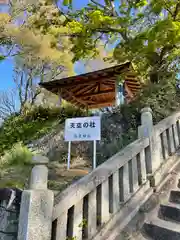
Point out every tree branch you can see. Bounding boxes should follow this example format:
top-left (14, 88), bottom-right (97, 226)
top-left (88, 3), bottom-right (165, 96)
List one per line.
top-left (90, 0), bottom-right (106, 9)
top-left (173, 3), bottom-right (180, 20)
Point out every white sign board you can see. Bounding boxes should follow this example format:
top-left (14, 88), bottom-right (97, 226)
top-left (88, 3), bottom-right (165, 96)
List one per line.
top-left (64, 116), bottom-right (101, 142)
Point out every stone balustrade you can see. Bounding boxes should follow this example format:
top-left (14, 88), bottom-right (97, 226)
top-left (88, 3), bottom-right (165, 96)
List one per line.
top-left (17, 108), bottom-right (180, 240)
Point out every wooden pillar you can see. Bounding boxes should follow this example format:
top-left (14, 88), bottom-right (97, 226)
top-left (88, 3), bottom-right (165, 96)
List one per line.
top-left (115, 79), bottom-right (125, 107)
top-left (124, 82), bottom-right (134, 103)
top-left (120, 83), bottom-right (125, 105)
top-left (115, 79), bottom-right (120, 107)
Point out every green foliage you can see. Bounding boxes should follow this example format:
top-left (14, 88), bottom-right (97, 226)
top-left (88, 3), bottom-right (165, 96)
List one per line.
top-left (0, 142), bottom-right (33, 167)
top-left (0, 179), bottom-right (25, 189)
top-left (78, 218), bottom-right (87, 228)
top-left (63, 0), bottom-right (72, 6)
top-left (97, 79), bottom-right (180, 165)
top-left (61, 0), bottom-right (180, 80)
top-left (0, 104), bottom-right (85, 156)
top-left (4, 0), bottom-right (180, 83)
top-left (120, 78), bottom-right (180, 128)
top-left (0, 55), bottom-right (5, 61)
top-left (0, 142), bottom-right (33, 188)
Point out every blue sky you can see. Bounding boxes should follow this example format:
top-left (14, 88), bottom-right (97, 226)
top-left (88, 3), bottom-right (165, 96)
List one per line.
top-left (0, 0), bottom-right (106, 91)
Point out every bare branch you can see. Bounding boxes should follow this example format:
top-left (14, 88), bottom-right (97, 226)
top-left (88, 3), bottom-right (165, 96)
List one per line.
top-left (0, 90), bottom-right (16, 120)
top-left (90, 0), bottom-right (106, 9)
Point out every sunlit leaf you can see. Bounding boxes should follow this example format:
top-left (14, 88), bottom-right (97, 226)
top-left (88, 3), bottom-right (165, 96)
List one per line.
top-left (0, 55), bottom-right (5, 61)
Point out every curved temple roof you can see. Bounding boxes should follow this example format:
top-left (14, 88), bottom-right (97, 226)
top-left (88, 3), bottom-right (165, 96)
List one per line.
top-left (39, 62), bottom-right (141, 109)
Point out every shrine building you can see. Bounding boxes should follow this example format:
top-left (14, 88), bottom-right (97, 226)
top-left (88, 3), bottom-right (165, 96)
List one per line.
top-left (39, 62), bottom-right (141, 110)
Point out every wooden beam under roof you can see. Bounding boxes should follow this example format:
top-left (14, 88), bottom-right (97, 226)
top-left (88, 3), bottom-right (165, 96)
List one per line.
top-left (88, 101), bottom-right (115, 109)
top-left (76, 89), bottom-right (114, 98)
top-left (124, 82), bottom-right (134, 99)
top-left (62, 88), bottom-right (87, 108)
top-left (39, 62), bottom-right (141, 109)
top-left (39, 62), bottom-right (131, 88)
top-left (72, 84), bottom-right (97, 96)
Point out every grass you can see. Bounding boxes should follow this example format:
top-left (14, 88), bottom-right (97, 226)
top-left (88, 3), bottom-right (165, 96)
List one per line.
top-left (1, 142), bottom-right (33, 167)
top-left (0, 143), bottom-right (35, 188)
top-left (0, 104), bottom-right (86, 189)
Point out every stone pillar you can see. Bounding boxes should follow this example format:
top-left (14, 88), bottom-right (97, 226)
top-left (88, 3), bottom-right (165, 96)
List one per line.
top-left (138, 107), bottom-right (162, 186)
top-left (138, 107), bottom-right (153, 139)
top-left (17, 155), bottom-right (54, 240)
top-left (138, 108), bottom-right (153, 176)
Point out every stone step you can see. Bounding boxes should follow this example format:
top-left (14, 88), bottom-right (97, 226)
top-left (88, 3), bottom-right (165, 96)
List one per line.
top-left (115, 231), bottom-right (149, 240)
top-left (143, 217), bottom-right (180, 240)
top-left (169, 190), bottom-right (180, 204)
top-left (159, 202), bottom-right (180, 222)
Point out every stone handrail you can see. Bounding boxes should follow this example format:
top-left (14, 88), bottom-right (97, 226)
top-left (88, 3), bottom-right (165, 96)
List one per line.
top-left (53, 137), bottom-right (149, 218)
top-left (152, 111), bottom-right (180, 173)
top-left (154, 111), bottom-right (180, 136)
top-left (52, 138), bottom-right (149, 240)
top-left (51, 109), bottom-right (180, 240)
top-left (17, 108), bottom-right (180, 240)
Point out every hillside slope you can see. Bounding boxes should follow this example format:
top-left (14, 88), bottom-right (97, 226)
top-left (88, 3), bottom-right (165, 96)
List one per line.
top-left (0, 79), bottom-right (180, 191)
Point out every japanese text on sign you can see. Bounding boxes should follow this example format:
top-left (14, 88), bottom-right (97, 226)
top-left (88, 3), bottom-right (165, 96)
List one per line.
top-left (64, 116), bottom-right (101, 142)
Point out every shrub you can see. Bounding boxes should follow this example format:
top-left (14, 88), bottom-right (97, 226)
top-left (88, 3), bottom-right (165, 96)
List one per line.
top-left (96, 78), bottom-right (180, 165)
top-left (0, 143), bottom-right (34, 188)
top-left (119, 78), bottom-right (180, 131)
top-left (0, 103), bottom-right (86, 156)
top-left (23, 102), bottom-right (85, 122)
top-left (0, 142), bottom-right (33, 167)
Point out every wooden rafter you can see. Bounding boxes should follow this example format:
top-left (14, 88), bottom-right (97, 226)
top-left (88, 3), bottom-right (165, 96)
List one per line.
top-left (62, 88), bottom-right (87, 108)
top-left (98, 83), bottom-right (100, 92)
top-left (88, 101), bottom-right (115, 109)
top-left (73, 84), bottom-right (96, 96)
top-left (39, 62), bottom-right (142, 109)
top-left (77, 89), bottom-right (114, 98)
top-left (86, 84), bottom-right (99, 95)
top-left (51, 78), bottom-right (103, 88)
top-left (124, 82), bottom-right (134, 99)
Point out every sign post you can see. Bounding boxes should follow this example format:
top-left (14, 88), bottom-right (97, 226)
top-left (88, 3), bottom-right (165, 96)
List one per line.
top-left (93, 140), bottom-right (97, 169)
top-left (67, 141), bottom-right (71, 170)
top-left (64, 116), bottom-right (101, 170)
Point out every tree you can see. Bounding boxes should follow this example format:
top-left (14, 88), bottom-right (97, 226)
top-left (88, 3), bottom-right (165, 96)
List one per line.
top-left (13, 55), bottom-right (67, 112)
top-left (60, 0), bottom-right (180, 82)
top-left (0, 0), bottom-right (76, 113)
top-left (0, 1), bottom-right (74, 74)
top-left (76, 42), bottom-right (116, 73)
top-left (0, 89), bottom-right (16, 120)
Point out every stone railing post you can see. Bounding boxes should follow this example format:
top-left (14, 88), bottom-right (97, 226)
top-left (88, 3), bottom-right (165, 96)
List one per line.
top-left (17, 155), bottom-right (54, 240)
top-left (138, 107), bottom-right (161, 180)
top-left (138, 107), bottom-right (153, 174)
